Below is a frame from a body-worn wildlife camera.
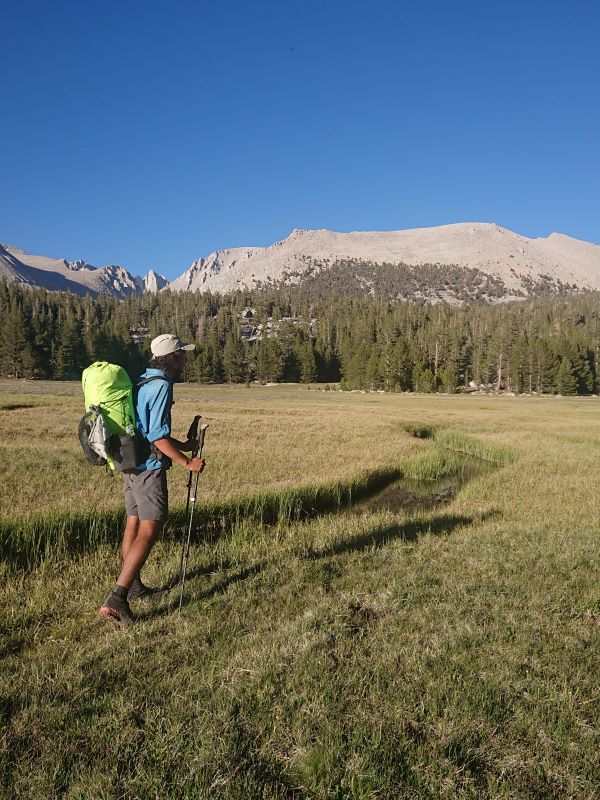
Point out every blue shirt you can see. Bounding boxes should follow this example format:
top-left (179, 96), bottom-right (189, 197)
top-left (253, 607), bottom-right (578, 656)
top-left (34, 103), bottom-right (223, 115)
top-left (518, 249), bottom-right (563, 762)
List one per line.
top-left (135, 368), bottom-right (173, 470)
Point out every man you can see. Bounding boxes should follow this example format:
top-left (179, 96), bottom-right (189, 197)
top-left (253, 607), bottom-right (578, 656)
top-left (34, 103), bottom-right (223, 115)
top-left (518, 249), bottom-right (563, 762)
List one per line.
top-left (98, 333), bottom-right (205, 626)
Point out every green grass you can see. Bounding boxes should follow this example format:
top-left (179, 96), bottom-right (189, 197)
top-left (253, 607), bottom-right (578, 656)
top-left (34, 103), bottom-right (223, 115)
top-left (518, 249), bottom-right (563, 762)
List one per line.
top-left (0, 424), bottom-right (505, 572)
top-left (1, 382), bottom-right (599, 798)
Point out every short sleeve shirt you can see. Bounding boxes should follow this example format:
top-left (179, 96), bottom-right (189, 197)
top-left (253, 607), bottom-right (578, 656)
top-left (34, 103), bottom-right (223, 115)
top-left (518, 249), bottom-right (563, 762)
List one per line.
top-left (135, 369), bottom-right (173, 470)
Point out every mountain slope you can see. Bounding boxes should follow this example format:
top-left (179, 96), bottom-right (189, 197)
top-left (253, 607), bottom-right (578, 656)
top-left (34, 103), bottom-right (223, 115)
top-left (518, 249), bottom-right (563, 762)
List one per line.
top-left (168, 247), bottom-right (262, 292)
top-left (4, 223), bottom-right (599, 302)
top-left (1, 244), bottom-right (152, 299)
top-left (0, 244), bottom-right (107, 295)
top-left (168, 223), bottom-right (600, 299)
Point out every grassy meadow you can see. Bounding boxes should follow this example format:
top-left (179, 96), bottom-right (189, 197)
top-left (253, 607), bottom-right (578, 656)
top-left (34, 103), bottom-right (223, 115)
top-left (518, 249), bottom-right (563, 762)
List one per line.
top-left (1, 379), bottom-right (599, 799)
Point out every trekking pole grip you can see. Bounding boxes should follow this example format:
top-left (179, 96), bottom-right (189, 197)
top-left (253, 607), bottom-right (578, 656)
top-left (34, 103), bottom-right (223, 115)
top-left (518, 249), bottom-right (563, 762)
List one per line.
top-left (197, 423), bottom-right (208, 458)
top-left (187, 415), bottom-right (201, 457)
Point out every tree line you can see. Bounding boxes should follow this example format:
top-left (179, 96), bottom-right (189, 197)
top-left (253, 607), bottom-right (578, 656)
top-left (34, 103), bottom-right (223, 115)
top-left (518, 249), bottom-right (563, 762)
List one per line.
top-left (2, 280), bottom-right (600, 395)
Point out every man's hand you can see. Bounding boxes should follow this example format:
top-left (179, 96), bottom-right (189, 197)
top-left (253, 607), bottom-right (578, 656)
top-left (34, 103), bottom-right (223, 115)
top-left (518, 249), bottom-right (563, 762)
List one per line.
top-left (187, 457), bottom-right (205, 473)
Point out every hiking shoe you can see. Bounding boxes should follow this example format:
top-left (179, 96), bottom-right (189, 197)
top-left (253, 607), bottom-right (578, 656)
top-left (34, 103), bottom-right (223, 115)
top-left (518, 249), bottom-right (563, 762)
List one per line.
top-left (127, 577), bottom-right (156, 601)
top-left (98, 592), bottom-right (135, 627)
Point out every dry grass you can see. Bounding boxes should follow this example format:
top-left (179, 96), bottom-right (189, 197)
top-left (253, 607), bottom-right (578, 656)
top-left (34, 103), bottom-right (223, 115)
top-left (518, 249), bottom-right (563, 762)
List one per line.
top-left (1, 380), bottom-right (599, 798)
top-left (0, 380), bottom-right (427, 518)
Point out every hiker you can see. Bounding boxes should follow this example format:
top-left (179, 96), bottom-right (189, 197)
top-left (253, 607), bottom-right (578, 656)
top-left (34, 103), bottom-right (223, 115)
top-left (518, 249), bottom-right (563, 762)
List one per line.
top-left (98, 334), bottom-right (205, 625)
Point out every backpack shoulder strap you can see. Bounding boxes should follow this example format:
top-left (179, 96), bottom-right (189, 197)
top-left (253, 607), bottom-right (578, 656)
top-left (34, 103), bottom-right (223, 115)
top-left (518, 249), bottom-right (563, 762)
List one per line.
top-left (137, 375), bottom-right (170, 387)
top-left (135, 374), bottom-right (175, 407)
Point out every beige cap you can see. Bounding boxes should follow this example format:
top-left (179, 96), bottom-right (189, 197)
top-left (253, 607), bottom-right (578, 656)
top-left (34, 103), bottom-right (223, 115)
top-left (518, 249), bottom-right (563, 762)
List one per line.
top-left (150, 333), bottom-right (195, 357)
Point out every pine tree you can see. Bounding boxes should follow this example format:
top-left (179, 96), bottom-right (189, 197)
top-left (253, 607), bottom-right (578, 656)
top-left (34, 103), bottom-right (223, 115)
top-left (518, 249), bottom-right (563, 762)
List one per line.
top-left (0, 301), bottom-right (35, 378)
top-left (54, 313), bottom-right (84, 379)
top-left (393, 336), bottom-right (413, 391)
top-left (364, 345), bottom-right (382, 390)
top-left (193, 345), bottom-right (213, 383)
top-left (342, 341), bottom-right (372, 389)
top-left (29, 294), bottom-right (54, 377)
top-left (207, 328), bottom-right (224, 383)
top-left (439, 363), bottom-right (458, 393)
top-left (555, 356), bottom-right (577, 395)
top-left (569, 343), bottom-right (594, 394)
top-left (533, 340), bottom-right (557, 394)
top-left (223, 330), bottom-right (246, 383)
top-left (299, 339), bottom-right (317, 383)
top-left (256, 336), bottom-right (284, 383)
top-left (507, 335), bottom-right (529, 394)
top-left (413, 364), bottom-right (434, 393)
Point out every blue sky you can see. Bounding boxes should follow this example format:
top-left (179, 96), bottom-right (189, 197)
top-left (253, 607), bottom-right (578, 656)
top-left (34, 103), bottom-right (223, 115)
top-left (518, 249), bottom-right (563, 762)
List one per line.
top-left (2, 0), bottom-right (599, 280)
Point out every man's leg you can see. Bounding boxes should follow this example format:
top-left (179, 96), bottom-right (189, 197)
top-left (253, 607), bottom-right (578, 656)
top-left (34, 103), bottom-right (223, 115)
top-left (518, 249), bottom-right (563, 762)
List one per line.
top-left (99, 520), bottom-right (161, 625)
top-left (116, 519), bottom-right (162, 588)
top-left (121, 515), bottom-right (140, 561)
top-left (125, 468), bottom-right (168, 596)
top-left (99, 469), bottom-right (167, 625)
top-left (120, 515), bottom-right (156, 598)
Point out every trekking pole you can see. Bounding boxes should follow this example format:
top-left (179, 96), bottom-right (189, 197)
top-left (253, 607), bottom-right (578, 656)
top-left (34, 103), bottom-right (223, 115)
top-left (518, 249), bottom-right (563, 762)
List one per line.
top-left (185, 415), bottom-right (202, 517)
top-left (179, 423), bottom-right (208, 613)
top-left (177, 414), bottom-right (201, 586)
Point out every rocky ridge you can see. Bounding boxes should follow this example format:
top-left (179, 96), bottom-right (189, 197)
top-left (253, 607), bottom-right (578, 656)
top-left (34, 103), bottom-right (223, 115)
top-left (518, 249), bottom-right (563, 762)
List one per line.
top-left (0, 244), bottom-right (165, 299)
top-left (168, 224), bottom-right (600, 299)
top-left (3, 223), bottom-right (600, 302)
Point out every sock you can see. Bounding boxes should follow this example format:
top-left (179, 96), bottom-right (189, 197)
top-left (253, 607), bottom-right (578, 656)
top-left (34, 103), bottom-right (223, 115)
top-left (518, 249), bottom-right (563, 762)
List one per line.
top-left (113, 584), bottom-right (129, 599)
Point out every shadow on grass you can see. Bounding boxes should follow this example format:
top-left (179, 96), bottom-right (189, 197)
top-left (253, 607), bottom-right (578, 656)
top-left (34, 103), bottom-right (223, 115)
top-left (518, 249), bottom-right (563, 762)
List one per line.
top-left (141, 510), bottom-right (501, 620)
top-left (2, 435), bottom-right (505, 573)
top-left (1, 466), bottom-right (407, 572)
top-left (154, 558), bottom-right (232, 593)
top-left (313, 510), bottom-right (501, 560)
top-left (138, 561), bottom-right (266, 621)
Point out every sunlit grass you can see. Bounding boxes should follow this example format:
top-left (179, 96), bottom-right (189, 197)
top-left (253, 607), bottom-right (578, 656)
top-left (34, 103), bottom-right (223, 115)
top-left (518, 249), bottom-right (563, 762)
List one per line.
top-left (1, 380), bottom-right (599, 798)
top-left (0, 381), bottom-right (429, 519)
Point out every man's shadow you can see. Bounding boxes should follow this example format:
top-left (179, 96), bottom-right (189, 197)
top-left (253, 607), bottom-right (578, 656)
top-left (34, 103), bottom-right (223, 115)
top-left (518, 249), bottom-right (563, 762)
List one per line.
top-left (138, 560), bottom-right (265, 619)
top-left (310, 511), bottom-right (499, 560)
top-left (139, 510), bottom-right (500, 620)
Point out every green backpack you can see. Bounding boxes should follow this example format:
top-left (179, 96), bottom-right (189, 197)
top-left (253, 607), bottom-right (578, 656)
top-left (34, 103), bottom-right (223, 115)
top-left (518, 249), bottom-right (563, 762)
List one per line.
top-left (79, 361), bottom-right (144, 471)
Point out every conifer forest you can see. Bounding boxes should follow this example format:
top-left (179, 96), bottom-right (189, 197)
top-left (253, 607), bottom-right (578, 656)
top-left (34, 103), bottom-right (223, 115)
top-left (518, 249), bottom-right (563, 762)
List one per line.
top-left (2, 280), bottom-right (600, 395)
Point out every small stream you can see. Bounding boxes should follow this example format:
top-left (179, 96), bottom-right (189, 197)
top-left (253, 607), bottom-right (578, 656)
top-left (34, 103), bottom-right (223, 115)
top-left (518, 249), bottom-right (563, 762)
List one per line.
top-left (354, 459), bottom-right (485, 515)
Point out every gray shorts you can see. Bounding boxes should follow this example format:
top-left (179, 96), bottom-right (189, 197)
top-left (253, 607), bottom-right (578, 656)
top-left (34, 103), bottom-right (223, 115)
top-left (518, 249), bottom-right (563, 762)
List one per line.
top-left (123, 469), bottom-right (168, 521)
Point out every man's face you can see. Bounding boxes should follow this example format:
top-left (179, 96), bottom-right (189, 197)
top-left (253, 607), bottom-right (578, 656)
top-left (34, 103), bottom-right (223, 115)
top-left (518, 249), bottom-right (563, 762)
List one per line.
top-left (168, 350), bottom-right (187, 380)
top-left (171, 349), bottom-right (187, 377)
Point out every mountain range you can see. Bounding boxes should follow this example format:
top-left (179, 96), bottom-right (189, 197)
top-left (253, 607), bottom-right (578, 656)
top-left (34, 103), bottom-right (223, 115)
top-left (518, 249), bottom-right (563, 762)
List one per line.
top-left (3, 223), bottom-right (600, 303)
top-left (0, 243), bottom-right (167, 299)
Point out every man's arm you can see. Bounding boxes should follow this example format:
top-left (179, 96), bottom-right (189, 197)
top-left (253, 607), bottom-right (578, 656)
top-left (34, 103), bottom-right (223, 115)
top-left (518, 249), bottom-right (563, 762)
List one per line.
top-left (153, 437), bottom-right (205, 472)
top-left (170, 437), bottom-right (198, 452)
top-left (142, 380), bottom-right (204, 472)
